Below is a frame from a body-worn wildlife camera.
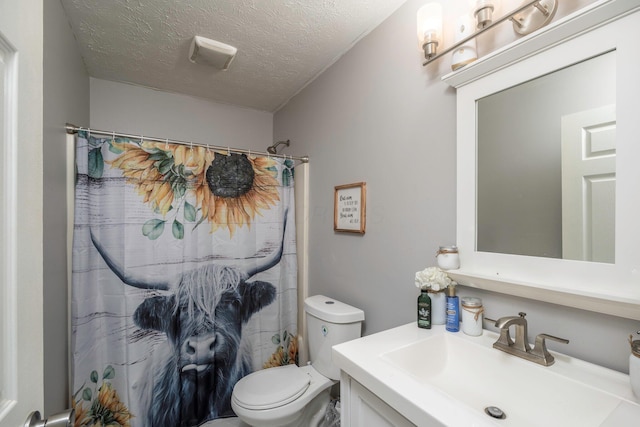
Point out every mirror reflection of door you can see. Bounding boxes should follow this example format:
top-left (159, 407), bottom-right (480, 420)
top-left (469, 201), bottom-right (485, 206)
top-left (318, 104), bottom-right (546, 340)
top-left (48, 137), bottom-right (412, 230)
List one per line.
top-left (561, 105), bottom-right (616, 263)
top-left (476, 50), bottom-right (616, 262)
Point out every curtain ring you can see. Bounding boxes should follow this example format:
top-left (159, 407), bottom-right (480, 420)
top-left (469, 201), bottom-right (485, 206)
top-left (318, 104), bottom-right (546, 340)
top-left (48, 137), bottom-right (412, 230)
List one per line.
top-left (165, 138), bottom-right (169, 150)
top-left (227, 146), bottom-right (231, 156)
top-left (111, 131), bottom-right (115, 142)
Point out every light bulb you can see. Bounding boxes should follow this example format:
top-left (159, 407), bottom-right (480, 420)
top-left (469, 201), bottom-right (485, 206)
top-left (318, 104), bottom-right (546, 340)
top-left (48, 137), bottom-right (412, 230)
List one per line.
top-left (417, 2), bottom-right (443, 59)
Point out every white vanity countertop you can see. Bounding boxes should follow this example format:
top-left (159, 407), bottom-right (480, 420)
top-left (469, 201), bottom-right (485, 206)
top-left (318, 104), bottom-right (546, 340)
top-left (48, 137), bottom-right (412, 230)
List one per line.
top-left (332, 323), bottom-right (640, 427)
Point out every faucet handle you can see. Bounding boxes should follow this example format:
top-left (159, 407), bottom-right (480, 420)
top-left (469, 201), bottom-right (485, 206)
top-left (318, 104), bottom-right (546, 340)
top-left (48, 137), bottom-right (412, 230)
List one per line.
top-left (531, 333), bottom-right (570, 366)
top-left (537, 333), bottom-right (569, 345)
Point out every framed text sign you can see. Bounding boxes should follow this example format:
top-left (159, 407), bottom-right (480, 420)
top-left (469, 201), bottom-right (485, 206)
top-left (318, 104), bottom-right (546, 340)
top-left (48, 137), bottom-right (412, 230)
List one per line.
top-left (334, 182), bottom-right (366, 234)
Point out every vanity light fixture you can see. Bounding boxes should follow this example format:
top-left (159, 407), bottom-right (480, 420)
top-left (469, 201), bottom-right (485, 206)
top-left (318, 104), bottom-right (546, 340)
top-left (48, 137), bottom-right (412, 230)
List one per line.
top-left (511, 0), bottom-right (557, 35)
top-left (417, 2), bottom-right (443, 60)
top-left (472, 0), bottom-right (501, 29)
top-left (420, 0), bottom-right (558, 66)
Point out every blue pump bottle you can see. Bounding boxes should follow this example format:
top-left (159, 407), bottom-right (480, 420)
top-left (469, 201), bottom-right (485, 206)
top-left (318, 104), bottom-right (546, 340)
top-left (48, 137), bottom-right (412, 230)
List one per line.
top-left (446, 285), bottom-right (460, 332)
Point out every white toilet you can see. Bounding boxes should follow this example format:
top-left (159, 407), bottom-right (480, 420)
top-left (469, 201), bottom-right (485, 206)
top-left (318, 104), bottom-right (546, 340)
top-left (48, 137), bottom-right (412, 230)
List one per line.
top-left (231, 295), bottom-right (365, 427)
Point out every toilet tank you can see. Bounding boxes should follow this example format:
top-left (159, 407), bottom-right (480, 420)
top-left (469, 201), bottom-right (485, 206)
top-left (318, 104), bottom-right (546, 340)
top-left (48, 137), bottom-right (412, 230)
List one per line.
top-left (304, 295), bottom-right (364, 380)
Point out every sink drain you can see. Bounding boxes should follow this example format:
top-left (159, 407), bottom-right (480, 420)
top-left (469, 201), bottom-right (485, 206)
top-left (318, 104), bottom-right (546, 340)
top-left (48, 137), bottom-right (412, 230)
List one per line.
top-left (485, 406), bottom-right (506, 420)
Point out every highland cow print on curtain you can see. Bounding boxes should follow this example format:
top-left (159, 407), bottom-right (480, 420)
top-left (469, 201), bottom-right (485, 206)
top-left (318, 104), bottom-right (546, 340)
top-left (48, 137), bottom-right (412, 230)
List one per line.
top-left (71, 131), bottom-right (298, 427)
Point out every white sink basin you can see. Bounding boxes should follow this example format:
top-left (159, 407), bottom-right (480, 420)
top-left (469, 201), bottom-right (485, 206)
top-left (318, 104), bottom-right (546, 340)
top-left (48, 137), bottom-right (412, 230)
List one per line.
top-left (333, 324), bottom-right (640, 426)
top-left (382, 332), bottom-right (622, 426)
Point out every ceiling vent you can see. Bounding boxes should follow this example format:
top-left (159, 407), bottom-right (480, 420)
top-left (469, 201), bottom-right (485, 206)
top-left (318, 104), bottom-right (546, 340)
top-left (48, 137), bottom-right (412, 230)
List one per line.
top-left (188, 36), bottom-right (237, 70)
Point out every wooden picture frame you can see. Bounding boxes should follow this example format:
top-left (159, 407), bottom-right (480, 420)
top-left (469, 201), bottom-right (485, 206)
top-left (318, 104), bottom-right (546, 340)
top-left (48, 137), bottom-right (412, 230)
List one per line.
top-left (334, 182), bottom-right (366, 234)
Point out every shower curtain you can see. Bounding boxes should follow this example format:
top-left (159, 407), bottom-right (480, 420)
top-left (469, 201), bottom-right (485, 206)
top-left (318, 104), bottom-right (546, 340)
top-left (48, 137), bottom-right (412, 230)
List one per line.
top-left (71, 131), bottom-right (298, 427)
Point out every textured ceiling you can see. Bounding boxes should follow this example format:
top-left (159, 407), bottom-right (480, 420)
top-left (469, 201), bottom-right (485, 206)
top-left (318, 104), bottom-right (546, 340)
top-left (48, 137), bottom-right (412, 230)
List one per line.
top-left (60, 0), bottom-right (408, 112)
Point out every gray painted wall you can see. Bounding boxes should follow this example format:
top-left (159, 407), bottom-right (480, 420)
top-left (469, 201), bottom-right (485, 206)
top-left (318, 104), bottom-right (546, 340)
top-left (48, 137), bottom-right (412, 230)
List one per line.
top-left (275, 0), bottom-right (457, 340)
top-left (90, 78), bottom-right (273, 151)
top-left (43, 0), bottom-right (90, 414)
top-left (274, 0), bottom-right (639, 374)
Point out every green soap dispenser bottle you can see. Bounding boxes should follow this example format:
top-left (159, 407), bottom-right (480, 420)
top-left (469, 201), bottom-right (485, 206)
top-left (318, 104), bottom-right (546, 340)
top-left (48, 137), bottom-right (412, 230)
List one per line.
top-left (417, 288), bottom-right (431, 329)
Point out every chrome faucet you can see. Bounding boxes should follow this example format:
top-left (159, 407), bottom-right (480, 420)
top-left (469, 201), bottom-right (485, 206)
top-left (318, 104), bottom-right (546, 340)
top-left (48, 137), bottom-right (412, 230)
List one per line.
top-left (493, 312), bottom-right (569, 366)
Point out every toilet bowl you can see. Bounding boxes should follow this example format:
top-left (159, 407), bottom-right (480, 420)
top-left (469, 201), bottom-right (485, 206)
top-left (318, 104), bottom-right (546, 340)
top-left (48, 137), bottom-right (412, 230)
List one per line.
top-left (232, 364), bottom-right (333, 427)
top-left (231, 295), bottom-right (364, 427)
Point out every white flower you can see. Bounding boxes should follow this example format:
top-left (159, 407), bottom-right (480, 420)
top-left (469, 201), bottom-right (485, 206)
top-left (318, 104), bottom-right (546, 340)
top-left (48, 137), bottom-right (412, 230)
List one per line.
top-left (415, 266), bottom-right (454, 291)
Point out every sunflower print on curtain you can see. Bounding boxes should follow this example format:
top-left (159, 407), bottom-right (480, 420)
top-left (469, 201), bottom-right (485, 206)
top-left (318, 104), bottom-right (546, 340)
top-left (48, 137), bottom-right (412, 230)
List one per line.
top-left (72, 132), bottom-right (298, 427)
top-left (105, 138), bottom-right (284, 238)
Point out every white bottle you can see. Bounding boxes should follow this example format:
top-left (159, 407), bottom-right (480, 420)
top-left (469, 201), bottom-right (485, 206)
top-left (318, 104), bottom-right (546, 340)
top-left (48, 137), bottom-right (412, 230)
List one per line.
top-left (451, 14), bottom-right (478, 71)
top-left (631, 333), bottom-right (640, 398)
top-left (430, 290), bottom-right (447, 325)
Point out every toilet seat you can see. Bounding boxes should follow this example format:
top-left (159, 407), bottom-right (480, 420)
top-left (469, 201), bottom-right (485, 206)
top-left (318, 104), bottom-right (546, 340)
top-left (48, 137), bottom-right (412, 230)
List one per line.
top-left (233, 364), bottom-right (310, 410)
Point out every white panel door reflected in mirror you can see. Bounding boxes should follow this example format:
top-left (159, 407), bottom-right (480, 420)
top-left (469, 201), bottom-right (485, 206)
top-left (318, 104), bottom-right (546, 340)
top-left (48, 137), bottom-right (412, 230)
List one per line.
top-left (561, 104), bottom-right (616, 263)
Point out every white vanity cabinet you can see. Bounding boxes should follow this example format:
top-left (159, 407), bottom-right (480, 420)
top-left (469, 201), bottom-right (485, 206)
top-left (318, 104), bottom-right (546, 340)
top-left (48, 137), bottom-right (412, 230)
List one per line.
top-left (339, 373), bottom-right (417, 427)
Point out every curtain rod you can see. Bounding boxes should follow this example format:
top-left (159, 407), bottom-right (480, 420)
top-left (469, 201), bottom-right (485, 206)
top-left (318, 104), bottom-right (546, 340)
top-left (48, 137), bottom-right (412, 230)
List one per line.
top-left (65, 123), bottom-right (309, 163)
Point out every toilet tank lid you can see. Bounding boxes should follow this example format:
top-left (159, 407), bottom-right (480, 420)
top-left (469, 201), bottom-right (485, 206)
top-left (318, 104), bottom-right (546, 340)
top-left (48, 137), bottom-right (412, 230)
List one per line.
top-left (304, 295), bottom-right (364, 323)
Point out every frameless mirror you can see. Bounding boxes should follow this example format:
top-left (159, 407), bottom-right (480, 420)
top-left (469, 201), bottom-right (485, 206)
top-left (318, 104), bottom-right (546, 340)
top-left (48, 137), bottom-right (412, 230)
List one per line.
top-left (476, 51), bottom-right (616, 263)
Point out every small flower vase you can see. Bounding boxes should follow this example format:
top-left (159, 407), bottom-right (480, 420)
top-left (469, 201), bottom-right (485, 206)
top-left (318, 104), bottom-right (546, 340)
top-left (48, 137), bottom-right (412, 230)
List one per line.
top-left (429, 289), bottom-right (446, 325)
